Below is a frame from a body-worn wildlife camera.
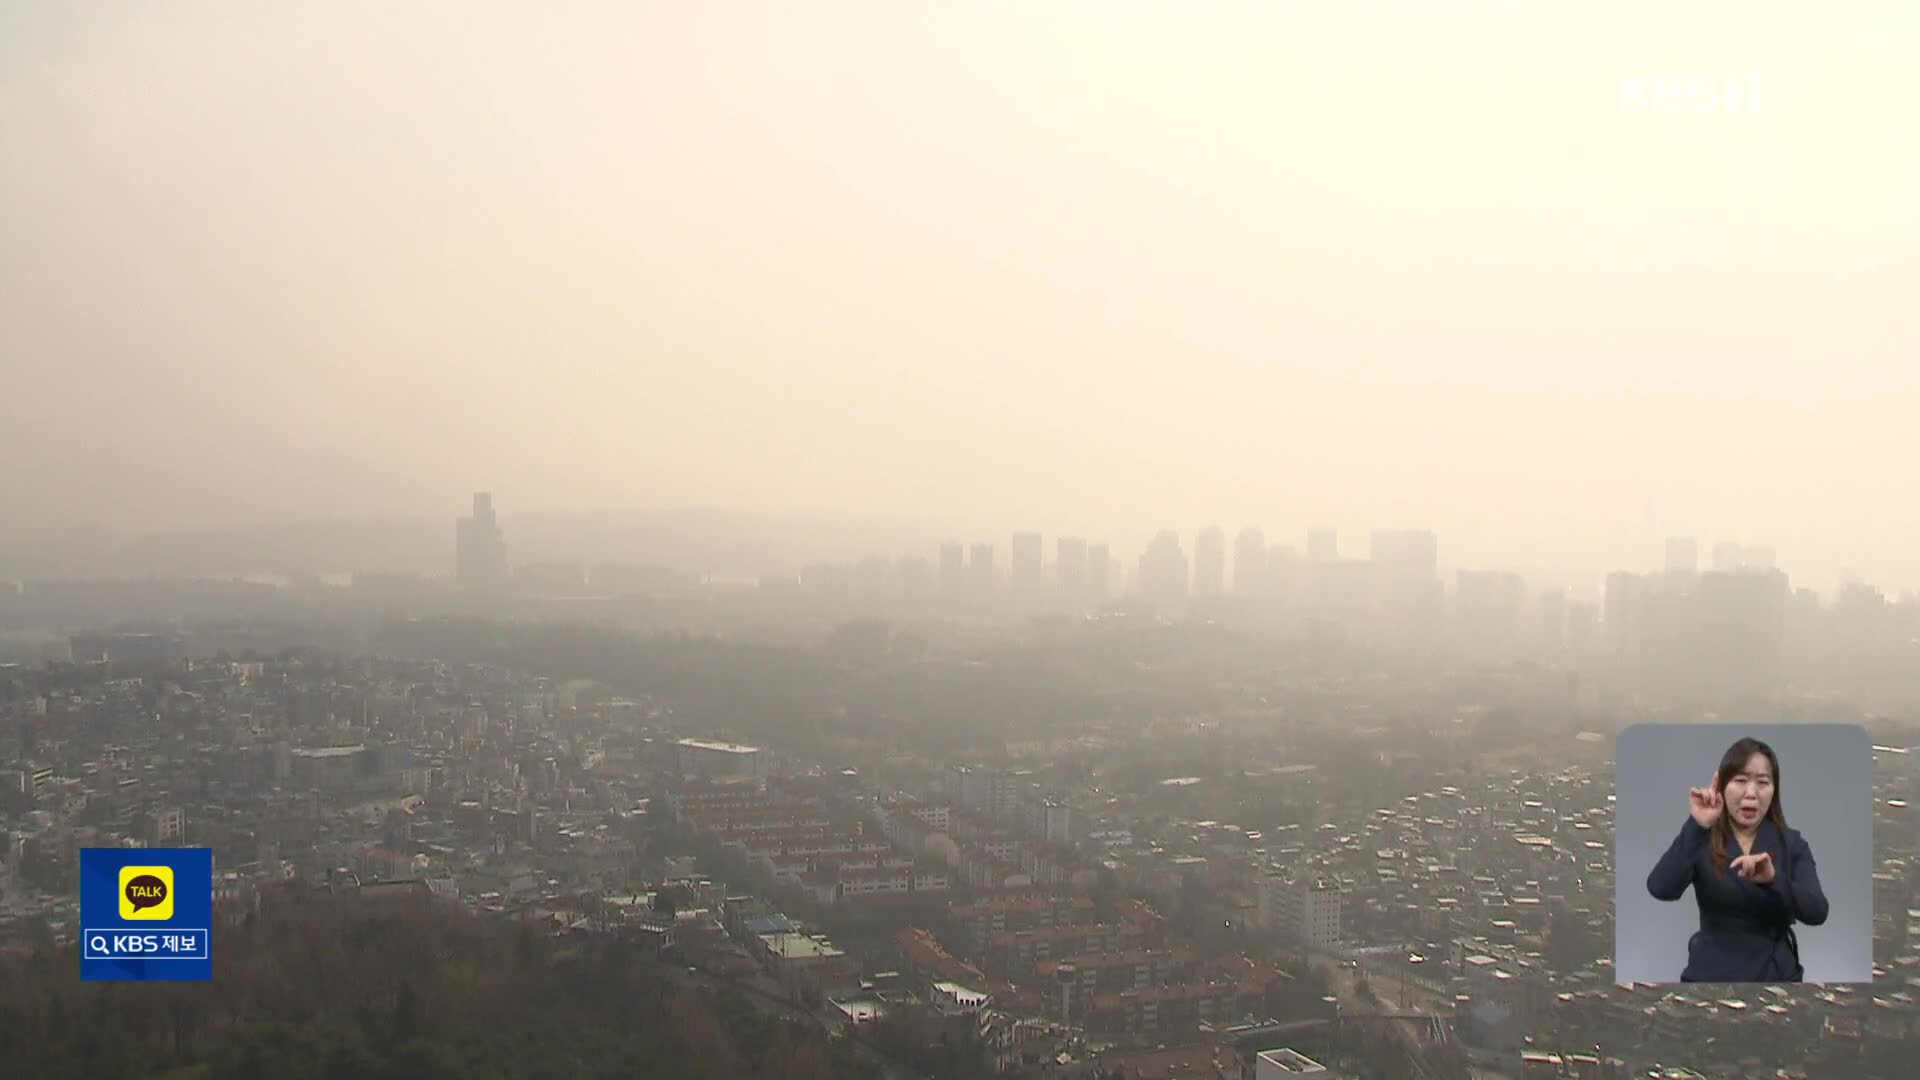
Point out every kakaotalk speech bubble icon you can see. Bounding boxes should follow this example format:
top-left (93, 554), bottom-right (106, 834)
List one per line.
top-left (126, 875), bottom-right (167, 909)
top-left (119, 866), bottom-right (175, 920)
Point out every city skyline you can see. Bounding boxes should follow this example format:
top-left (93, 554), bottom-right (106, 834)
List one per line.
top-left (5, 5), bottom-right (1920, 590)
top-left (422, 494), bottom-right (1890, 602)
top-left (6, 4), bottom-right (1920, 1077)
top-left (1, 492), bottom-right (1900, 602)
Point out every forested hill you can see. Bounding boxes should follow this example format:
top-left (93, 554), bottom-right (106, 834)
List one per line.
top-left (0, 888), bottom-right (873, 1080)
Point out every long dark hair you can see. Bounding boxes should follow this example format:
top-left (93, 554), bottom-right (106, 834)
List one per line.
top-left (1709, 736), bottom-right (1787, 875)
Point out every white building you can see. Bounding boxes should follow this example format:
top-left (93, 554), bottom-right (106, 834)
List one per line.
top-left (1260, 873), bottom-right (1342, 949)
top-left (906, 802), bottom-right (951, 832)
top-left (1298, 880), bottom-right (1342, 949)
top-left (675, 738), bottom-right (766, 780)
top-left (1257, 1047), bottom-right (1330, 1077)
top-left (947, 764), bottom-right (1014, 820)
top-left (929, 981), bottom-right (991, 1014)
top-left (836, 866), bottom-right (913, 902)
top-left (144, 805), bottom-right (185, 845)
top-left (290, 746), bottom-right (365, 791)
top-left (1023, 798), bottom-right (1074, 844)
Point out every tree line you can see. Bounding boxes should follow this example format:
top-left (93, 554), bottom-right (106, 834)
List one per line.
top-left (0, 886), bottom-right (875, 1080)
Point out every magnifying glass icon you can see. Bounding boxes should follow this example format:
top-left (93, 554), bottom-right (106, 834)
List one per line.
top-left (89, 934), bottom-right (109, 956)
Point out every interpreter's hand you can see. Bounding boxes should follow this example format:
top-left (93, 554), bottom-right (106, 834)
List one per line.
top-left (1690, 777), bottom-right (1723, 830)
top-left (1730, 851), bottom-right (1776, 885)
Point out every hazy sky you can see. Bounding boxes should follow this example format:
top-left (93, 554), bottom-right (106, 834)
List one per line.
top-left (4, 3), bottom-right (1916, 589)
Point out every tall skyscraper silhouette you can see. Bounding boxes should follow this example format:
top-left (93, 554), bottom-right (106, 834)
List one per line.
top-left (1539, 588), bottom-right (1567, 652)
top-left (1136, 530), bottom-right (1190, 610)
top-left (969, 543), bottom-right (995, 598)
top-left (1665, 536), bottom-right (1699, 575)
top-left (1605, 571), bottom-right (1647, 661)
top-left (1193, 527), bottom-right (1226, 597)
top-left (1370, 530), bottom-right (1438, 582)
top-left (1233, 527), bottom-right (1267, 597)
top-left (1086, 544), bottom-right (1111, 602)
top-left (1697, 567), bottom-right (1790, 692)
top-left (1712, 541), bottom-right (1743, 573)
top-left (939, 543), bottom-right (966, 594)
top-left (1056, 537), bottom-right (1089, 603)
top-left (1455, 570), bottom-right (1525, 643)
top-left (455, 492), bottom-right (508, 582)
top-left (1370, 529), bottom-right (1441, 636)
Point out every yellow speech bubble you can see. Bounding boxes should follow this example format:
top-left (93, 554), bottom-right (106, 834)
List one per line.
top-left (119, 865), bottom-right (174, 920)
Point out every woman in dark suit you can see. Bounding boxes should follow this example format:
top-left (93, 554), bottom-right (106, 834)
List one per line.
top-left (1646, 736), bottom-right (1829, 982)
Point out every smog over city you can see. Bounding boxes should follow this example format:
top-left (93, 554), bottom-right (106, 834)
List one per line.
top-left (2, 4), bottom-right (1917, 1079)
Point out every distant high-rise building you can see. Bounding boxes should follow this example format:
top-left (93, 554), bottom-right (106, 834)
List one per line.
top-left (1056, 537), bottom-right (1089, 602)
top-left (1539, 588), bottom-right (1567, 652)
top-left (1011, 532), bottom-right (1043, 594)
top-left (1307, 529), bottom-right (1339, 562)
top-left (947, 764), bottom-right (1014, 821)
top-left (1136, 531), bottom-right (1189, 610)
top-left (1712, 542), bottom-right (1743, 573)
top-left (1193, 527), bottom-right (1226, 597)
top-left (1371, 530), bottom-right (1441, 637)
top-left (1086, 544), bottom-right (1111, 601)
top-left (1370, 530), bottom-right (1438, 582)
top-left (1697, 568), bottom-right (1790, 692)
top-left (1566, 600), bottom-right (1599, 654)
top-left (455, 492), bottom-right (508, 582)
top-left (142, 805), bottom-right (186, 846)
top-left (1305, 557), bottom-right (1376, 628)
top-left (1260, 873), bottom-right (1342, 949)
top-left (898, 555), bottom-right (933, 595)
top-left (1665, 537), bottom-right (1699, 575)
top-left (968, 543), bottom-right (995, 597)
top-left (1454, 570), bottom-right (1525, 643)
top-left (1604, 571), bottom-right (1647, 659)
top-left (1233, 528), bottom-right (1267, 597)
top-left (939, 543), bottom-right (966, 594)
top-left (1026, 798), bottom-right (1075, 845)
top-left (1708, 541), bottom-right (1776, 574)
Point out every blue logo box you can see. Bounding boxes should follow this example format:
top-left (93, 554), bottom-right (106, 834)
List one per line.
top-left (80, 848), bottom-right (213, 981)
